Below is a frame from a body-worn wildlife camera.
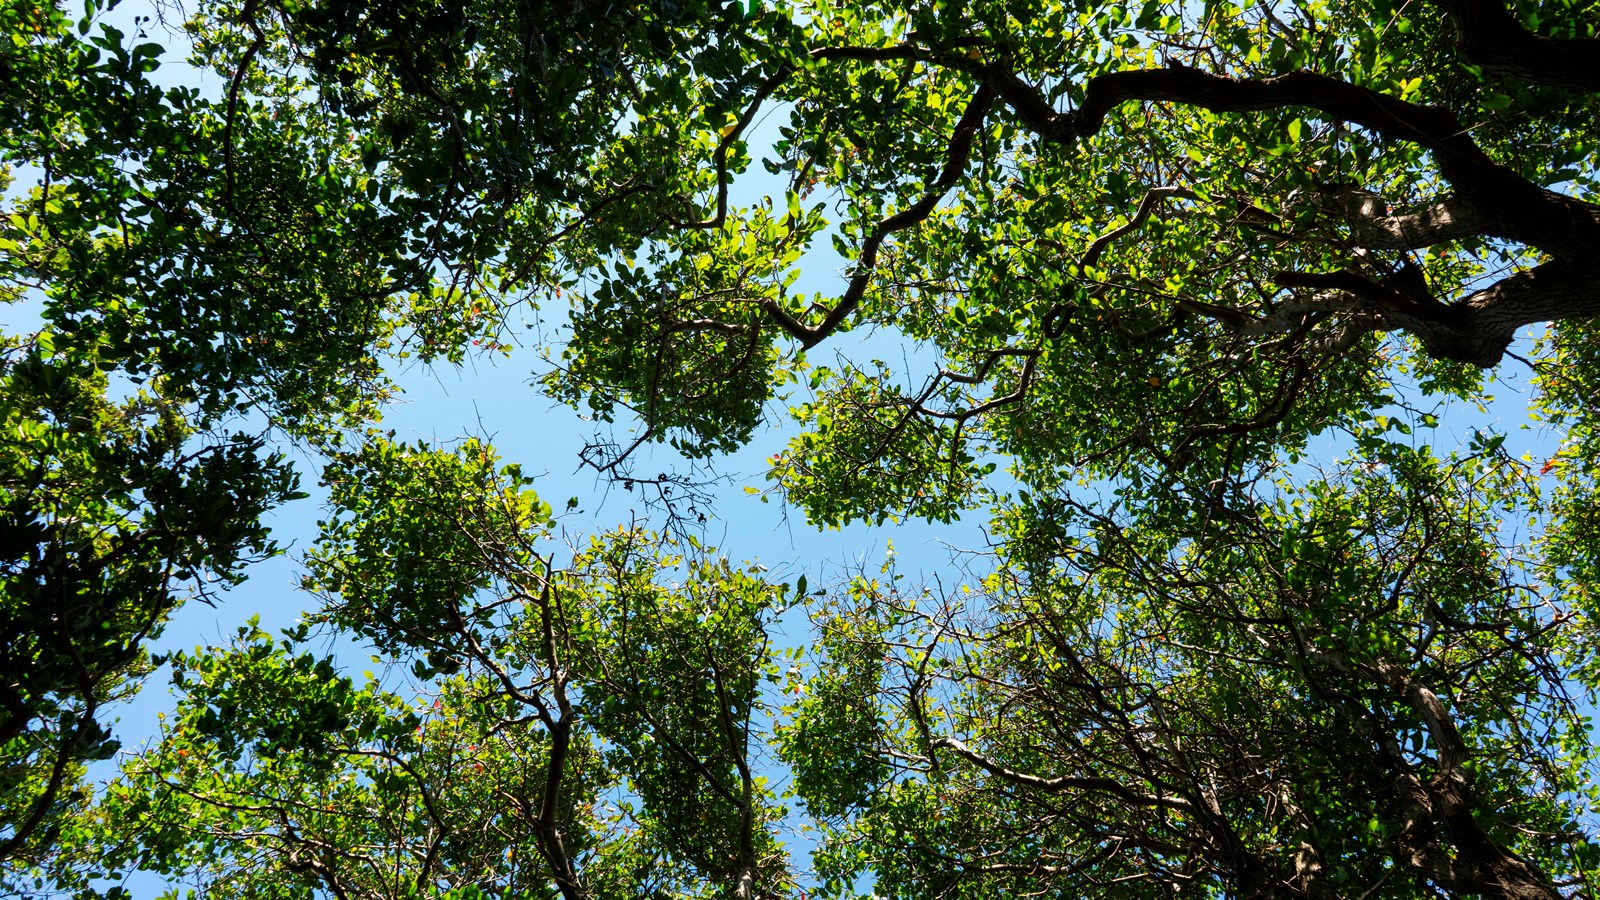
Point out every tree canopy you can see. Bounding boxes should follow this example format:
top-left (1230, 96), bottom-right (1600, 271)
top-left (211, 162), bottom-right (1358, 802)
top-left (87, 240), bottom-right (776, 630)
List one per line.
top-left (4, 0), bottom-right (1600, 896)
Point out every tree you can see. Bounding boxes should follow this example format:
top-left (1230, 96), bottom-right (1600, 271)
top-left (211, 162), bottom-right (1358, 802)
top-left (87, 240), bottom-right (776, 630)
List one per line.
top-left (787, 444), bottom-right (1590, 900)
top-left (93, 439), bottom-right (793, 899)
top-left (161, 0), bottom-right (1600, 523)
top-left (0, 333), bottom-right (296, 878)
top-left (0, 0), bottom-right (475, 876)
top-left (5, 0), bottom-right (1600, 896)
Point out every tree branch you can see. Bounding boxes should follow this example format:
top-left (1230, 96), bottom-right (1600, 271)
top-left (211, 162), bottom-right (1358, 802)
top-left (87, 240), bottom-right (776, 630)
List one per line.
top-left (1336, 191), bottom-right (1488, 251)
top-left (1002, 65), bottom-right (1600, 259)
top-left (681, 66), bottom-right (794, 230)
top-left (1273, 259), bottom-right (1600, 366)
top-left (1079, 186), bottom-right (1196, 272)
top-left (804, 52), bottom-right (1600, 367)
top-left (1436, 0), bottom-right (1600, 92)
top-left (532, 568), bottom-right (586, 900)
top-left (762, 83), bottom-right (997, 348)
top-left (930, 737), bottom-right (1193, 811)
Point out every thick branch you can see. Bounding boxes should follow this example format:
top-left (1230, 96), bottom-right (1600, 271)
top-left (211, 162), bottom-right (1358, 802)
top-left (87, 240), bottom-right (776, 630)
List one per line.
top-left (1445, 259), bottom-right (1600, 364)
top-left (1274, 268), bottom-right (1457, 324)
top-left (1362, 663), bottom-right (1562, 900)
top-left (222, 0), bottom-right (267, 216)
top-left (1011, 66), bottom-right (1600, 259)
top-left (1273, 260), bottom-right (1600, 367)
top-left (1337, 191), bottom-right (1487, 251)
top-left (1436, 0), bottom-right (1600, 92)
top-left (1060, 67), bottom-right (1492, 164)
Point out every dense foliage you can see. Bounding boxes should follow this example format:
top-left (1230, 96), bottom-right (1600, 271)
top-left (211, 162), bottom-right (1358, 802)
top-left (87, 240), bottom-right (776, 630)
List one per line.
top-left (4, 0), bottom-right (1600, 896)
